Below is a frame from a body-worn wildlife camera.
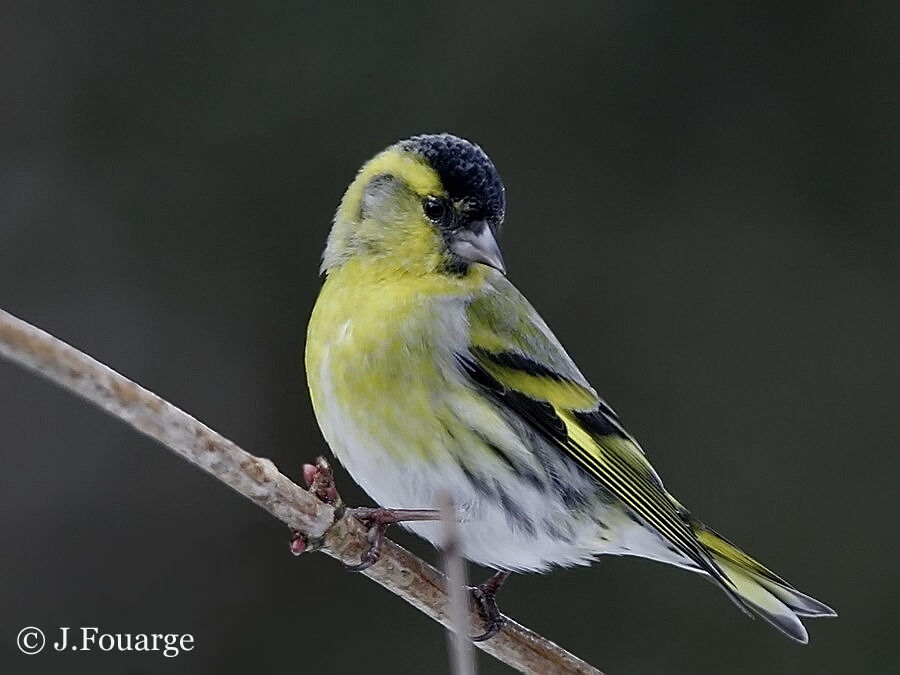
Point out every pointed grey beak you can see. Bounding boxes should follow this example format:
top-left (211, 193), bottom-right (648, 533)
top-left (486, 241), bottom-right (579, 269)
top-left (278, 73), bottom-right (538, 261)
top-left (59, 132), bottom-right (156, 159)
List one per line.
top-left (450, 222), bottom-right (506, 275)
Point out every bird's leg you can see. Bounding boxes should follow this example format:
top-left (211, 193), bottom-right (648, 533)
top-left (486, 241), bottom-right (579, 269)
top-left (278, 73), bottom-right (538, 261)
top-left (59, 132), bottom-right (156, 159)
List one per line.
top-left (292, 457), bottom-right (439, 566)
top-left (345, 507), bottom-right (440, 572)
top-left (470, 570), bottom-right (511, 641)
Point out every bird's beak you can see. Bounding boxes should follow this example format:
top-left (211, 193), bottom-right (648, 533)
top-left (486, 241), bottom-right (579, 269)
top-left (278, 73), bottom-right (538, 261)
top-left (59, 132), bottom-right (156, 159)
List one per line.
top-left (450, 222), bottom-right (506, 275)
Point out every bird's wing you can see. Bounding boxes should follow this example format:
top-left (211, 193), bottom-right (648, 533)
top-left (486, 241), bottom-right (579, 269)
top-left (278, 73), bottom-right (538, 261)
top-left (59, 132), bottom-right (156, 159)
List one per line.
top-left (462, 274), bottom-right (737, 592)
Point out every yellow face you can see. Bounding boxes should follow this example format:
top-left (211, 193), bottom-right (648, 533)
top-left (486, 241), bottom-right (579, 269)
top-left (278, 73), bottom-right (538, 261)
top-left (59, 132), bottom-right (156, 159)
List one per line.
top-left (326, 148), bottom-right (447, 274)
top-left (322, 137), bottom-right (506, 278)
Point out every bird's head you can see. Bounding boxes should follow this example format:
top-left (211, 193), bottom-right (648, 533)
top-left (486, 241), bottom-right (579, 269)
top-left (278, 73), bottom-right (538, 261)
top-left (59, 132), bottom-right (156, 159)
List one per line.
top-left (323, 133), bottom-right (506, 277)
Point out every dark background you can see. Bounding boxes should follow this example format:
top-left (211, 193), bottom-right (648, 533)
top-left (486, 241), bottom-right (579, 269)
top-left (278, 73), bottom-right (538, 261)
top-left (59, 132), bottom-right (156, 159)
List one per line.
top-left (2, 2), bottom-right (897, 673)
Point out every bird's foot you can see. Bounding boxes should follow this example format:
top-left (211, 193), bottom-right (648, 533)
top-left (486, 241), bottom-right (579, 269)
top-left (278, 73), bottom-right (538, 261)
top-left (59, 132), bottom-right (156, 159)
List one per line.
top-left (345, 507), bottom-right (440, 572)
top-left (295, 457), bottom-right (439, 570)
top-left (470, 570), bottom-right (510, 641)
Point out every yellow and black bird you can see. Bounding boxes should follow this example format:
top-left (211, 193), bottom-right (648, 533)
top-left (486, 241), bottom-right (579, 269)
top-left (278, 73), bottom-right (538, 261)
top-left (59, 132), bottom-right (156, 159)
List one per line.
top-left (305, 133), bottom-right (835, 642)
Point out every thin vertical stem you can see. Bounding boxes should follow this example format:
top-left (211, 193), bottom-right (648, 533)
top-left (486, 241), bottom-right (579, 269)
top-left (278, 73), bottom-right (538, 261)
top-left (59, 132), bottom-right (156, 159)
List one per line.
top-left (441, 492), bottom-right (476, 675)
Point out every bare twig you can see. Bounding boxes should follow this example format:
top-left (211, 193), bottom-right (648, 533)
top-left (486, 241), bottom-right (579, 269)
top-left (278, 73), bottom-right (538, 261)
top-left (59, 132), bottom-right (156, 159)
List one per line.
top-left (0, 308), bottom-right (602, 675)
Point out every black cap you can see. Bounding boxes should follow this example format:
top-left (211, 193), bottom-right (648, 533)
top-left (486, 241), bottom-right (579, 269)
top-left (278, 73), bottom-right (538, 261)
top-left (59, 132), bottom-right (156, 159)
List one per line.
top-left (400, 133), bottom-right (506, 232)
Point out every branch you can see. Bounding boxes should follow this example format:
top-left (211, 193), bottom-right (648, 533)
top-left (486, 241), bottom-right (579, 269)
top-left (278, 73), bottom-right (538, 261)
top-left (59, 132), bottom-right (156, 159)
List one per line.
top-left (0, 308), bottom-right (602, 675)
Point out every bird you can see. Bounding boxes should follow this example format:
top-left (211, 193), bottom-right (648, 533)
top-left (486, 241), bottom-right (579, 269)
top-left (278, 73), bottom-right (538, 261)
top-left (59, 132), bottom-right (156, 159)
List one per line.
top-left (304, 133), bottom-right (836, 643)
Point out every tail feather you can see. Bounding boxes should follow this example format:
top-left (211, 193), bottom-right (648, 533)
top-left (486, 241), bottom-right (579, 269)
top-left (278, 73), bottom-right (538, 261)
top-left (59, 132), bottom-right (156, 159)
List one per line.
top-left (692, 521), bottom-right (836, 643)
top-left (754, 575), bottom-right (838, 618)
top-left (714, 556), bottom-right (810, 643)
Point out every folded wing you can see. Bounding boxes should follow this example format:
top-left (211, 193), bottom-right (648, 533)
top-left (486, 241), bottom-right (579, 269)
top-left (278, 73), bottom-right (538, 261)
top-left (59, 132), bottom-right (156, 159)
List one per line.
top-left (463, 275), bottom-right (744, 604)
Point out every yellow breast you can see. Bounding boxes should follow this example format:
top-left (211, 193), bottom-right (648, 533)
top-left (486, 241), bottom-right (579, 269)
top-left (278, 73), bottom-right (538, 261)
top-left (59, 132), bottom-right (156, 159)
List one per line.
top-left (305, 259), bottom-right (486, 462)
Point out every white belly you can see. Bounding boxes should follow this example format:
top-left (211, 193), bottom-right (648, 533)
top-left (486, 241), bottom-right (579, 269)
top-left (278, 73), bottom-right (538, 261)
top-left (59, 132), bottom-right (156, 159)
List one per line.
top-left (313, 347), bottom-right (690, 572)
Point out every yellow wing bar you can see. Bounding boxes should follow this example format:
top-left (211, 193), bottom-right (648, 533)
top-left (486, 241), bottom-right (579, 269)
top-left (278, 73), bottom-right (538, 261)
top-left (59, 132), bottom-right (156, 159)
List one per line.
top-left (459, 352), bottom-right (739, 595)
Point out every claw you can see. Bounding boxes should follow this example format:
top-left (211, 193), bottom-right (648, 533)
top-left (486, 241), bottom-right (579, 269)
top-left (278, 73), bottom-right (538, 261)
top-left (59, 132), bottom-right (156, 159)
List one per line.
top-left (345, 507), bottom-right (440, 571)
top-left (344, 542), bottom-right (382, 572)
top-left (295, 461), bottom-right (441, 572)
top-left (469, 571), bottom-right (510, 641)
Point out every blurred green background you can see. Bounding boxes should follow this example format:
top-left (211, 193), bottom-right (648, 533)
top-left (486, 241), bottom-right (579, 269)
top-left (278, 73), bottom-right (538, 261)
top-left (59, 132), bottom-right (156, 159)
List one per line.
top-left (2, 2), bottom-right (897, 673)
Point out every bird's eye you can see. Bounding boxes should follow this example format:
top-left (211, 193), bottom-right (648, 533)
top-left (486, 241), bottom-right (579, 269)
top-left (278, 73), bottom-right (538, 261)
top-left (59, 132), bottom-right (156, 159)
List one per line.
top-left (422, 197), bottom-right (447, 223)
